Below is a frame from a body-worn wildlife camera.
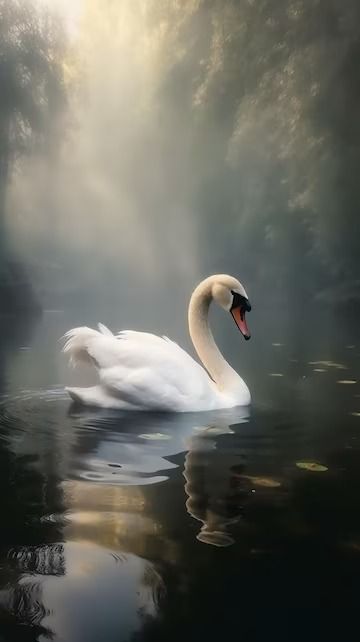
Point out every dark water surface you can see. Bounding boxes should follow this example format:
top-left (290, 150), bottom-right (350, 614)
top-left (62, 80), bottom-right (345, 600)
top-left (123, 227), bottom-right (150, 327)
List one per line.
top-left (0, 310), bottom-right (360, 641)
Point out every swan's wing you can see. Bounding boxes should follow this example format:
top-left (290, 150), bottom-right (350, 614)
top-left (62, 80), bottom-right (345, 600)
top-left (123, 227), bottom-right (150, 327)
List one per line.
top-left (102, 331), bottom-right (213, 411)
top-left (101, 366), bottom-right (195, 411)
top-left (63, 327), bottom-right (195, 371)
top-left (116, 330), bottom-right (205, 370)
top-left (63, 327), bottom-right (213, 410)
top-left (63, 326), bottom-right (124, 368)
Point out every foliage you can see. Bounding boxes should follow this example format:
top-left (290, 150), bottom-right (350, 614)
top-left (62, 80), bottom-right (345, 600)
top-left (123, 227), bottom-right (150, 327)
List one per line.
top-left (0, 0), bottom-right (66, 204)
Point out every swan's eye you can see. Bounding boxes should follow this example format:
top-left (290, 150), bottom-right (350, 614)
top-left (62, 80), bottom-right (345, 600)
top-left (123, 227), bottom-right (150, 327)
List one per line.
top-left (231, 291), bottom-right (251, 312)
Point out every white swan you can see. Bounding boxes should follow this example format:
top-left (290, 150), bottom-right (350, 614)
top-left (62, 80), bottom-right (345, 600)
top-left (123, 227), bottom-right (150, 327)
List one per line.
top-left (62, 274), bottom-right (251, 411)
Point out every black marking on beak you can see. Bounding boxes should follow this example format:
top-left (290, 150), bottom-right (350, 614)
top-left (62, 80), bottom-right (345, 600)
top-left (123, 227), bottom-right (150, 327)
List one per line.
top-left (231, 291), bottom-right (251, 312)
top-left (230, 291), bottom-right (251, 340)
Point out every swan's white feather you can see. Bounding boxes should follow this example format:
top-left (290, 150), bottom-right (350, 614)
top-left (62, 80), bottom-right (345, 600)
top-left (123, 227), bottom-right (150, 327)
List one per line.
top-left (98, 322), bottom-right (113, 337)
top-left (63, 327), bottom-right (120, 369)
top-left (63, 326), bottom-right (217, 411)
top-left (65, 384), bottom-right (140, 409)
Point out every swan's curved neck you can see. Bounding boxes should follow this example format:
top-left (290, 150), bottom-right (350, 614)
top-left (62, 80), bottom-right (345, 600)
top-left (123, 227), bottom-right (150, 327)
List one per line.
top-left (188, 277), bottom-right (239, 391)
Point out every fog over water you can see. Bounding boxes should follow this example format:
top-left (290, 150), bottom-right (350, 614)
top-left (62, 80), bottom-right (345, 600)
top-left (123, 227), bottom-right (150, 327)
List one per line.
top-left (2, 0), bottom-right (360, 321)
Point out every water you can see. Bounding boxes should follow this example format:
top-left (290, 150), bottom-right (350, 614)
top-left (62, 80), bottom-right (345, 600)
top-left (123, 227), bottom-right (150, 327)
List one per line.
top-left (0, 310), bottom-right (360, 641)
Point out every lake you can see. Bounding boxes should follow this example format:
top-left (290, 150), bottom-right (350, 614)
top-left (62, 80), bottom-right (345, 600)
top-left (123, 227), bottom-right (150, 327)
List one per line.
top-left (0, 308), bottom-right (359, 642)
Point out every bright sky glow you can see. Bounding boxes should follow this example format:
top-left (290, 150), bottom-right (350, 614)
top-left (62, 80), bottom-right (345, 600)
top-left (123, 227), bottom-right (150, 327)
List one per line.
top-left (38, 0), bottom-right (84, 37)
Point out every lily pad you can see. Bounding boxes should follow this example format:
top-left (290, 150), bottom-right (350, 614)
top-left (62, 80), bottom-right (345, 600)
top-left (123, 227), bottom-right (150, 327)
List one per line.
top-left (296, 461), bottom-right (328, 472)
top-left (242, 475), bottom-right (281, 488)
top-left (139, 433), bottom-right (171, 440)
top-left (309, 360), bottom-right (347, 370)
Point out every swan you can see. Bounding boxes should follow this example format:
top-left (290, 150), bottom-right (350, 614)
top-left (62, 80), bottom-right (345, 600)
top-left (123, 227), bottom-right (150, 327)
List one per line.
top-left (62, 274), bottom-right (251, 411)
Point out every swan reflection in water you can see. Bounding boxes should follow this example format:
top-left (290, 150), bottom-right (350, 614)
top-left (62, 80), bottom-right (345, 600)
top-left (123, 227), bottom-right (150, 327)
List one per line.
top-left (183, 419), bottom-right (249, 547)
top-left (69, 404), bottom-right (251, 548)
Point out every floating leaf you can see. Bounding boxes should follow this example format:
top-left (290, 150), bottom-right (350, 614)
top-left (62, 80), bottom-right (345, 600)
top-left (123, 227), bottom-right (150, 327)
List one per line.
top-left (337, 380), bottom-right (357, 385)
top-left (346, 345), bottom-right (356, 349)
top-left (309, 360), bottom-right (347, 370)
top-left (269, 373), bottom-right (284, 377)
top-left (242, 475), bottom-right (281, 488)
top-left (296, 461), bottom-right (328, 472)
top-left (349, 412), bottom-right (360, 417)
top-left (139, 433), bottom-right (171, 440)
top-left (272, 343), bottom-right (283, 347)
top-left (313, 368), bottom-right (326, 372)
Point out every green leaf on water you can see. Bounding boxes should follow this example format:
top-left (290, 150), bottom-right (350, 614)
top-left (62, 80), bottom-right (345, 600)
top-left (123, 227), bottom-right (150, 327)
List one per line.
top-left (296, 461), bottom-right (328, 472)
top-left (309, 360), bottom-right (347, 370)
top-left (139, 433), bottom-right (171, 440)
top-left (242, 475), bottom-right (281, 488)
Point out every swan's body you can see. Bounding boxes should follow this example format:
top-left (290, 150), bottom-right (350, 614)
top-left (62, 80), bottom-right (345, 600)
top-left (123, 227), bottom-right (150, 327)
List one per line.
top-left (62, 274), bottom-right (251, 412)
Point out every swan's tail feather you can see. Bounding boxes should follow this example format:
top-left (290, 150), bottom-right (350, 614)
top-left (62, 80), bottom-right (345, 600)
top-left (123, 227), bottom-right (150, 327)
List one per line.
top-left (62, 327), bottom-right (101, 367)
top-left (98, 323), bottom-right (113, 337)
top-left (65, 386), bottom-right (85, 403)
top-left (62, 325), bottom-right (119, 370)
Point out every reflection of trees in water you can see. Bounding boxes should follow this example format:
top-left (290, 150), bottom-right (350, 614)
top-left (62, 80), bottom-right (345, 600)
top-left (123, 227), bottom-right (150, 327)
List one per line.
top-left (0, 388), bottom-right (356, 640)
top-left (0, 543), bottom-right (65, 640)
top-left (0, 537), bottom-right (64, 639)
top-left (0, 543), bottom-right (66, 639)
top-left (0, 581), bottom-right (53, 641)
top-left (0, 316), bottom-right (65, 641)
top-left (0, 466), bottom-right (64, 638)
top-left (134, 420), bottom-right (360, 642)
top-left (7, 543), bottom-right (65, 577)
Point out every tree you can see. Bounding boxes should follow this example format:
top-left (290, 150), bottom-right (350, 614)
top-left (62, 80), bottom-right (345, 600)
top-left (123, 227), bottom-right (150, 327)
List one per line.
top-left (146, 0), bottom-right (360, 302)
top-left (0, 0), bottom-right (67, 310)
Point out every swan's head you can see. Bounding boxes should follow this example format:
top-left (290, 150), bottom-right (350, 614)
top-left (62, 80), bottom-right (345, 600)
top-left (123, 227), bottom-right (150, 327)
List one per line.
top-left (212, 275), bottom-right (251, 340)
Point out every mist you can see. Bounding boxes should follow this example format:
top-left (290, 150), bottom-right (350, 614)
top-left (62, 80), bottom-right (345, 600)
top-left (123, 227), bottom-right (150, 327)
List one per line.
top-left (2, 4), bottom-right (360, 638)
top-left (1, 0), bottom-right (360, 324)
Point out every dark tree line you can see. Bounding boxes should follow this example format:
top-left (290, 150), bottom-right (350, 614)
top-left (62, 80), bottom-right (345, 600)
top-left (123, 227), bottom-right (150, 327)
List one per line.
top-left (150, 0), bottom-right (360, 305)
top-left (1, 0), bottom-right (360, 311)
top-left (0, 0), bottom-right (66, 312)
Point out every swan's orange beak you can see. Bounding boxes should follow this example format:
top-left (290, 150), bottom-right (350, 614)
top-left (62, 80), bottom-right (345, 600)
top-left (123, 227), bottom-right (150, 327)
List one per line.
top-left (231, 305), bottom-right (251, 340)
